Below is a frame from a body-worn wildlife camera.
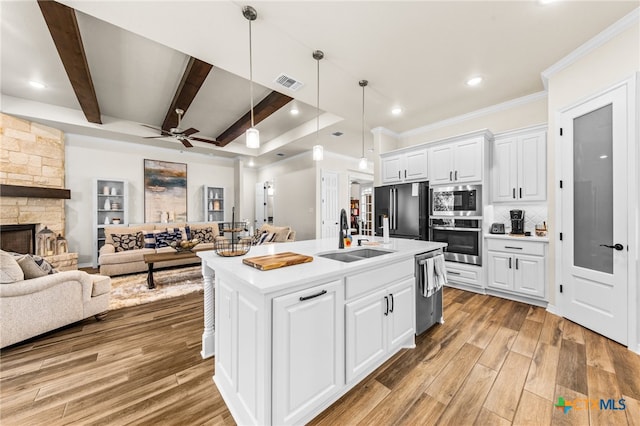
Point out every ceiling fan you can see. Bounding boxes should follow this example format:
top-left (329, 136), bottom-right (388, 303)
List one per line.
top-left (142, 108), bottom-right (219, 148)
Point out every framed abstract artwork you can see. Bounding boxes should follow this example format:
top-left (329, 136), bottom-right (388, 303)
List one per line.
top-left (143, 159), bottom-right (187, 223)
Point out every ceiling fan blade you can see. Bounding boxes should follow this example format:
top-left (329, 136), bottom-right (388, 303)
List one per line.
top-left (182, 127), bottom-right (199, 137)
top-left (180, 138), bottom-right (194, 148)
top-left (141, 124), bottom-right (163, 131)
top-left (143, 136), bottom-right (167, 139)
top-left (189, 136), bottom-right (220, 146)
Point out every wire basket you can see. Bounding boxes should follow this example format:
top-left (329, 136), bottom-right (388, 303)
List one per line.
top-left (214, 238), bottom-right (252, 257)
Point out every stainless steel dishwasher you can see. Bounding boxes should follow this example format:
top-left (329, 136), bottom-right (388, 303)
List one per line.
top-left (415, 249), bottom-right (444, 335)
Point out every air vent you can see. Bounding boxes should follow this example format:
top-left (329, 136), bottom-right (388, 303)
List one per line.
top-left (276, 153), bottom-right (286, 157)
top-left (274, 74), bottom-right (304, 91)
top-left (332, 131), bottom-right (344, 137)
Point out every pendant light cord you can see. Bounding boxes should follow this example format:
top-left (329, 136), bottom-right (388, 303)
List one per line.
top-left (361, 82), bottom-right (365, 158)
top-left (316, 57), bottom-right (320, 140)
top-left (249, 18), bottom-right (255, 128)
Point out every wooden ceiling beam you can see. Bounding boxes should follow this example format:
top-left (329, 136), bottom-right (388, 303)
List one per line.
top-left (162, 57), bottom-right (213, 131)
top-left (38, 1), bottom-right (101, 124)
top-left (216, 91), bottom-right (293, 147)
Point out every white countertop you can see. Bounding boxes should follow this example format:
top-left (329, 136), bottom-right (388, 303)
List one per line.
top-left (484, 233), bottom-right (549, 243)
top-left (198, 237), bottom-right (446, 294)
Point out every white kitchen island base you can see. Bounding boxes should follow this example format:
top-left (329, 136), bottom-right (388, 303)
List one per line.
top-left (199, 238), bottom-right (446, 426)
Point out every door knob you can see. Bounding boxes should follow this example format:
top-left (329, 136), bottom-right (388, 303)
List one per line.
top-left (599, 243), bottom-right (624, 251)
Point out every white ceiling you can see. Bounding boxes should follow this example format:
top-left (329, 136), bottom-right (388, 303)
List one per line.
top-left (1, 1), bottom-right (638, 167)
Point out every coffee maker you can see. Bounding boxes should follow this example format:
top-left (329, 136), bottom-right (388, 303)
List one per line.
top-left (510, 209), bottom-right (525, 235)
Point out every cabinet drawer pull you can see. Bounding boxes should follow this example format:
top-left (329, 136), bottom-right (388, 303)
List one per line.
top-left (504, 246), bottom-right (523, 250)
top-left (299, 290), bottom-right (327, 301)
top-left (519, 187), bottom-right (522, 198)
top-left (389, 293), bottom-right (394, 313)
top-left (384, 296), bottom-right (389, 316)
top-left (448, 271), bottom-right (461, 275)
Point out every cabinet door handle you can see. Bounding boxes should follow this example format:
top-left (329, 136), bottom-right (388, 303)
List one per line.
top-left (513, 188), bottom-right (516, 199)
top-left (509, 258), bottom-right (512, 269)
top-left (454, 170), bottom-right (458, 181)
top-left (384, 296), bottom-right (389, 316)
top-left (299, 290), bottom-right (327, 301)
top-left (404, 170), bottom-right (407, 179)
top-left (519, 188), bottom-right (522, 198)
top-left (515, 258), bottom-right (519, 269)
top-left (398, 170), bottom-right (401, 179)
top-left (389, 293), bottom-right (394, 313)
top-left (448, 271), bottom-right (461, 275)
top-left (504, 246), bottom-right (523, 250)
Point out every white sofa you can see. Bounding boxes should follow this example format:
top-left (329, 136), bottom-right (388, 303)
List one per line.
top-left (0, 268), bottom-right (111, 348)
top-left (98, 222), bottom-right (220, 276)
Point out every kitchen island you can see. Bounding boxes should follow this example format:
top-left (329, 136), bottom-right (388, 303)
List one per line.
top-left (198, 237), bottom-right (446, 426)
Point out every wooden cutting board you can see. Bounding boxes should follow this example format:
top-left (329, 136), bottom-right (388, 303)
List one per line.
top-left (243, 252), bottom-right (314, 271)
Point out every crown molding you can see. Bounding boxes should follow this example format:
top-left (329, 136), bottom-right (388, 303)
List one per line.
top-left (400, 91), bottom-right (547, 139)
top-left (541, 7), bottom-right (640, 89)
top-left (371, 127), bottom-right (401, 139)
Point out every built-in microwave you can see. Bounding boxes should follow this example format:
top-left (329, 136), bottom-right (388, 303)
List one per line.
top-left (430, 185), bottom-right (482, 217)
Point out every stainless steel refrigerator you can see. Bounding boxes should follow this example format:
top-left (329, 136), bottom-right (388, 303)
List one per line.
top-left (374, 181), bottom-right (429, 240)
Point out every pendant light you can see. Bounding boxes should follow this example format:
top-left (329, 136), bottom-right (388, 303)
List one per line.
top-left (312, 50), bottom-right (324, 161)
top-left (358, 80), bottom-right (368, 170)
top-left (243, 6), bottom-right (259, 149)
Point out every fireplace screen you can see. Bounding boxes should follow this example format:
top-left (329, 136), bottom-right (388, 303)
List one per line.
top-left (0, 224), bottom-right (36, 255)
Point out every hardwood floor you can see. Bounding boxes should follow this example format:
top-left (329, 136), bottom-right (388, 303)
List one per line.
top-left (2, 288), bottom-right (639, 425)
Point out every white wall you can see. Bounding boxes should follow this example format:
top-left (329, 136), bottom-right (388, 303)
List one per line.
top-left (65, 134), bottom-right (235, 265)
top-left (258, 152), bottom-right (317, 240)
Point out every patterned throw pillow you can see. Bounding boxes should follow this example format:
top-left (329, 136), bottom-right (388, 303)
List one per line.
top-left (155, 230), bottom-right (182, 248)
top-left (166, 226), bottom-right (190, 241)
top-left (191, 227), bottom-right (214, 243)
top-left (15, 254), bottom-right (58, 279)
top-left (112, 231), bottom-right (143, 252)
top-left (143, 231), bottom-right (158, 249)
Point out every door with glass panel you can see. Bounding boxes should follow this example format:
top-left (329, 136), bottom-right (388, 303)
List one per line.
top-left (559, 84), bottom-right (628, 345)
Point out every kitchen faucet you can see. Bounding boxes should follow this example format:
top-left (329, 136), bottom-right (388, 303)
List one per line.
top-left (339, 208), bottom-right (348, 249)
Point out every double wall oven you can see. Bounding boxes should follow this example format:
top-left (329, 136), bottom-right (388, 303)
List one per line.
top-left (429, 185), bottom-right (482, 266)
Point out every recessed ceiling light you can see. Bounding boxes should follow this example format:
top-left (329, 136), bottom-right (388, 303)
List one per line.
top-left (538, 0), bottom-right (556, 4)
top-left (290, 107), bottom-right (299, 115)
top-left (391, 107), bottom-right (403, 116)
top-left (29, 80), bottom-right (46, 89)
top-left (466, 76), bottom-right (483, 86)
top-left (599, 155), bottom-right (608, 159)
top-left (248, 159), bottom-right (255, 167)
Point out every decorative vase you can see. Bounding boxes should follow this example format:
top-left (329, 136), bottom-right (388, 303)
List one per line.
top-left (111, 187), bottom-right (117, 195)
top-left (104, 198), bottom-right (111, 210)
top-left (102, 186), bottom-right (109, 195)
top-left (213, 200), bottom-right (221, 210)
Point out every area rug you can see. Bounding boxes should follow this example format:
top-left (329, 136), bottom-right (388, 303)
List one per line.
top-left (108, 265), bottom-right (206, 310)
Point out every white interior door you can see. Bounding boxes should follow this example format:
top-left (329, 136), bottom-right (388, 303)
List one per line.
top-left (321, 171), bottom-right (339, 239)
top-left (559, 85), bottom-right (628, 345)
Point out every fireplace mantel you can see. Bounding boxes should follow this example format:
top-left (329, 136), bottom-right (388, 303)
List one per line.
top-left (0, 184), bottom-right (70, 199)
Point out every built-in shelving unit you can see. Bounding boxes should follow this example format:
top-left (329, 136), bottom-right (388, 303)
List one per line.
top-left (93, 178), bottom-right (128, 268)
top-left (204, 186), bottom-right (224, 222)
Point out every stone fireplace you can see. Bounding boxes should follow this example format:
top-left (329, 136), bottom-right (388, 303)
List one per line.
top-left (0, 113), bottom-right (67, 249)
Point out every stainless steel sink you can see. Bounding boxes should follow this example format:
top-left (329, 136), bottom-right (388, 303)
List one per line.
top-left (318, 248), bottom-right (395, 262)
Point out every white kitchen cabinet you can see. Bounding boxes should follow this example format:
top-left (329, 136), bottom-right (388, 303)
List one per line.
top-left (486, 237), bottom-right (547, 301)
top-left (429, 137), bottom-right (483, 185)
top-left (444, 261), bottom-right (484, 294)
top-left (381, 154), bottom-right (403, 183)
top-left (273, 281), bottom-right (344, 426)
top-left (345, 277), bottom-right (414, 383)
top-left (381, 148), bottom-right (428, 184)
top-left (491, 127), bottom-right (546, 202)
